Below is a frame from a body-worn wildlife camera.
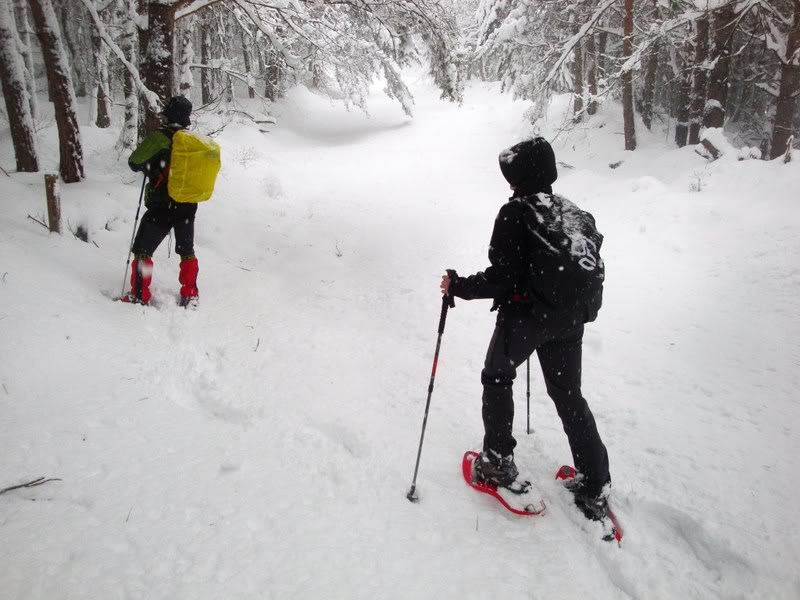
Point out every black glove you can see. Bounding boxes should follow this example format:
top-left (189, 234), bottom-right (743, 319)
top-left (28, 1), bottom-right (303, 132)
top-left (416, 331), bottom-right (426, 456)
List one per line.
top-left (445, 269), bottom-right (458, 307)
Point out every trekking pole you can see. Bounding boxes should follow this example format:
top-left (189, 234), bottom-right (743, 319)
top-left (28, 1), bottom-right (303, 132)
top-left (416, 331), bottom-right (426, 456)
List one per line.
top-left (407, 287), bottom-right (455, 503)
top-left (526, 358), bottom-right (531, 434)
top-left (119, 174), bottom-right (147, 299)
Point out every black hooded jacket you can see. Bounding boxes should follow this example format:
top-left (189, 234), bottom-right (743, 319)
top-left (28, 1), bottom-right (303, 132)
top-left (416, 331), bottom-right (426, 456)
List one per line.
top-left (449, 138), bottom-right (564, 318)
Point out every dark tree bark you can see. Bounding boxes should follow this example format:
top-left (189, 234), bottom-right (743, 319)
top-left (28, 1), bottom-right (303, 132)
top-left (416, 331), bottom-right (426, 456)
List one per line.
top-left (118, 2), bottom-right (138, 148)
top-left (573, 40), bottom-right (584, 120)
top-left (96, 81), bottom-right (111, 127)
top-left (264, 49), bottom-right (281, 101)
top-left (57, 3), bottom-right (87, 98)
top-left (704, 3), bottom-right (735, 128)
top-left (586, 30), bottom-right (598, 116)
top-left (200, 10), bottom-right (212, 104)
top-left (0, 0), bottom-right (39, 172)
top-left (675, 72), bottom-right (691, 147)
top-left (241, 30), bottom-right (255, 99)
top-left (641, 39), bottom-right (660, 130)
top-left (688, 15), bottom-right (710, 145)
top-left (140, 0), bottom-right (175, 133)
top-left (674, 33), bottom-right (692, 147)
top-left (622, 0), bottom-right (636, 150)
top-left (13, 0), bottom-right (37, 118)
top-left (29, 0), bottom-right (84, 182)
top-left (597, 28), bottom-right (608, 80)
top-left (93, 29), bottom-right (111, 128)
top-left (571, 5), bottom-right (584, 120)
top-left (178, 16), bottom-right (194, 99)
top-left (770, 2), bottom-right (800, 159)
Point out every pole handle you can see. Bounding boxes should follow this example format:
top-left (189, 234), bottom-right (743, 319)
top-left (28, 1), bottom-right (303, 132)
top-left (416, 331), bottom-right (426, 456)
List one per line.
top-left (445, 269), bottom-right (457, 309)
top-left (437, 294), bottom-right (450, 334)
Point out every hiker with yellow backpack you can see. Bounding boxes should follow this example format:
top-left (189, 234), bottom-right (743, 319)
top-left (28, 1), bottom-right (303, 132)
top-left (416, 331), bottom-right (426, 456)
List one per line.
top-left (121, 96), bottom-right (221, 308)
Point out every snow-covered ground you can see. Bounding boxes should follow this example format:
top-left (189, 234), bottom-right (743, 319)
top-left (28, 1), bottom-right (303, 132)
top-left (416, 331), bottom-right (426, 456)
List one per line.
top-left (1, 75), bottom-right (799, 599)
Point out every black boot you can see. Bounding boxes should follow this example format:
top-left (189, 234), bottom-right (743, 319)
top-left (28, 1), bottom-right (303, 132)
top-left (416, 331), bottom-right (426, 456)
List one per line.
top-left (473, 450), bottom-right (520, 488)
top-left (564, 475), bottom-right (610, 521)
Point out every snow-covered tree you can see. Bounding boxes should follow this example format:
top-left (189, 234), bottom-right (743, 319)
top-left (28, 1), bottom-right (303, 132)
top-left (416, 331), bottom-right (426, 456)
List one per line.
top-left (12, 0), bottom-right (37, 120)
top-left (0, 0), bottom-right (39, 172)
top-left (740, 0), bottom-right (800, 158)
top-left (29, 0), bottom-right (84, 182)
top-left (467, 0), bottom-right (798, 155)
top-left (622, 0), bottom-right (636, 150)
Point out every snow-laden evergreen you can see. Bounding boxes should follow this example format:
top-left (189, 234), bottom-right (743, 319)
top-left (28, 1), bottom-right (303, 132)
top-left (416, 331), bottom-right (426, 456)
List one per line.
top-left (1, 76), bottom-right (799, 599)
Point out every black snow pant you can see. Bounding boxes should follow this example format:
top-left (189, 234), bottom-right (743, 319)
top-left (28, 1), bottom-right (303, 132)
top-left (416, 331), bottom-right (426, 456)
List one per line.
top-left (481, 310), bottom-right (610, 495)
top-left (132, 202), bottom-right (198, 258)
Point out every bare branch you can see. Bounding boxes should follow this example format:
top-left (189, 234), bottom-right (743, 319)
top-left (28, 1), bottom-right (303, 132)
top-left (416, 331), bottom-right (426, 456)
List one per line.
top-left (26, 214), bottom-right (48, 229)
top-left (0, 477), bottom-right (62, 496)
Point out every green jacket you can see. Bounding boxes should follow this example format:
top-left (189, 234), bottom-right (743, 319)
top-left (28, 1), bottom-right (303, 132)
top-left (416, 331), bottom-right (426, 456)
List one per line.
top-left (128, 126), bottom-right (183, 208)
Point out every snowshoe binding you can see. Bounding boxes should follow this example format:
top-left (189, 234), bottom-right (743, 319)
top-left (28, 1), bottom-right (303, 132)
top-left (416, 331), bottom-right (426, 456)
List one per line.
top-left (473, 450), bottom-right (530, 493)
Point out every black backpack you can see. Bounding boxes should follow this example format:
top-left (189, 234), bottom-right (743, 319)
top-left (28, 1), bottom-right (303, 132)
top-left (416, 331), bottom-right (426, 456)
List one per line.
top-left (517, 193), bottom-right (604, 323)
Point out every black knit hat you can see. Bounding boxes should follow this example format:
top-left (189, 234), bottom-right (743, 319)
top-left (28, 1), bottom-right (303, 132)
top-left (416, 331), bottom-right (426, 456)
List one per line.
top-left (161, 95), bottom-right (192, 127)
top-left (498, 138), bottom-right (558, 194)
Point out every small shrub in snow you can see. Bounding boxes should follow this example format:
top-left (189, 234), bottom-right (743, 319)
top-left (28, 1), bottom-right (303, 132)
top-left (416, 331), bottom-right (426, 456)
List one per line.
top-left (235, 146), bottom-right (261, 168)
top-left (690, 169), bottom-right (710, 192)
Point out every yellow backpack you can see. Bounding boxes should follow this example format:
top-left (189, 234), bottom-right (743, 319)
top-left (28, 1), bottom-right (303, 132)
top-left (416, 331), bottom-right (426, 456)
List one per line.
top-left (168, 130), bottom-right (221, 203)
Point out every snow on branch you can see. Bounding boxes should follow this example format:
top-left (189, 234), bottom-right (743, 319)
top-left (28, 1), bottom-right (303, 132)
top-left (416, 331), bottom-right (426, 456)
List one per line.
top-left (229, 0), bottom-right (302, 69)
top-left (735, 0), bottom-right (799, 64)
top-left (175, 0), bottom-right (225, 20)
top-left (78, 0), bottom-right (160, 111)
top-left (190, 61), bottom-right (264, 101)
top-left (541, 0), bottom-right (619, 88)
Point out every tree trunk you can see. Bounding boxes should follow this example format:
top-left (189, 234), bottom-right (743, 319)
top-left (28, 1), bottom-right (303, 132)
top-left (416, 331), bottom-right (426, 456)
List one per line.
top-left (29, 0), bottom-right (84, 182)
top-left (586, 31), bottom-right (598, 116)
top-left (622, 0), bottom-right (636, 150)
top-left (573, 40), bottom-right (585, 120)
top-left (571, 6), bottom-right (584, 121)
top-left (675, 74), bottom-right (691, 147)
top-left (93, 25), bottom-right (111, 128)
top-left (0, 0), bottom-right (39, 172)
top-left (770, 9), bottom-right (800, 160)
top-left (140, 0), bottom-right (175, 133)
top-left (704, 3), bottom-right (735, 128)
top-left (12, 0), bottom-right (37, 119)
top-left (673, 33), bottom-right (692, 147)
top-left (200, 10), bottom-right (212, 104)
top-left (178, 16), bottom-right (194, 100)
top-left (241, 29), bottom-right (255, 99)
top-left (58, 3), bottom-right (87, 98)
top-left (688, 15), bottom-right (710, 145)
top-left (641, 39), bottom-right (660, 130)
top-left (264, 49), bottom-right (281, 101)
top-left (117, 0), bottom-right (138, 148)
top-left (597, 29), bottom-right (607, 81)
top-left (212, 9), bottom-right (226, 94)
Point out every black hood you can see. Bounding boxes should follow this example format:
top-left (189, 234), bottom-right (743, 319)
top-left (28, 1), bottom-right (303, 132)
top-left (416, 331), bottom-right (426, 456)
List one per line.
top-left (161, 95), bottom-right (192, 127)
top-left (498, 138), bottom-right (558, 196)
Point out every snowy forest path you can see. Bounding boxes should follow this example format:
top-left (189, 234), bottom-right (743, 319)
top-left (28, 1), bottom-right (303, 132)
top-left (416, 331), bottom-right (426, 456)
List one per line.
top-left (1, 79), bottom-right (799, 599)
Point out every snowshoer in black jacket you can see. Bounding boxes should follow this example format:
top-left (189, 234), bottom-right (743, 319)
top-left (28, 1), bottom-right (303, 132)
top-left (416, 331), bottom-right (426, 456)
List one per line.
top-left (441, 137), bottom-right (611, 521)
